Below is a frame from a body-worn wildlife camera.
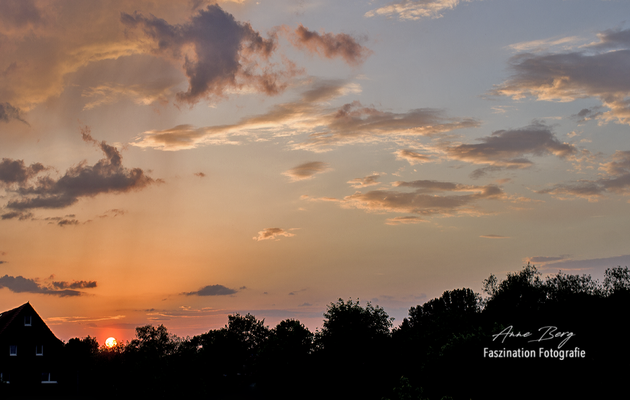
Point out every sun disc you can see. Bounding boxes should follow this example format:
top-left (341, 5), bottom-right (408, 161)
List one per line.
top-left (105, 337), bottom-right (117, 348)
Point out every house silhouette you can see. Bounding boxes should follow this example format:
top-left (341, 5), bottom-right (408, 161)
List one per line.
top-left (0, 302), bottom-right (63, 391)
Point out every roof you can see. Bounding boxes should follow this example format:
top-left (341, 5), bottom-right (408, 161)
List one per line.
top-left (0, 302), bottom-right (62, 343)
top-left (0, 302), bottom-right (29, 336)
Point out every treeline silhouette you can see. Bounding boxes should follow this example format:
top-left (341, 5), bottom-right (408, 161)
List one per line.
top-left (32, 266), bottom-right (630, 398)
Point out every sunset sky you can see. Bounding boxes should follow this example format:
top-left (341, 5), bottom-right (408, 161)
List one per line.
top-left (1, 0), bottom-right (630, 343)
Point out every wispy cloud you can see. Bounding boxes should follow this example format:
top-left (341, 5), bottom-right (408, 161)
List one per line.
top-left (490, 27), bottom-right (630, 126)
top-left (253, 228), bottom-right (296, 241)
top-left (132, 79), bottom-right (478, 151)
top-left (395, 149), bottom-right (432, 165)
top-left (507, 36), bottom-right (583, 53)
top-left (385, 215), bottom-right (426, 225)
top-left (348, 174), bottom-right (381, 188)
top-left (439, 122), bottom-right (578, 178)
top-left (317, 179), bottom-right (506, 219)
top-left (536, 150), bottom-right (630, 201)
top-left (524, 255), bottom-right (570, 265)
top-left (283, 162), bottom-right (331, 181)
top-left (365, 0), bottom-right (476, 21)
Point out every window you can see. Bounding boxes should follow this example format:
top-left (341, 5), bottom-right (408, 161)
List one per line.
top-left (41, 372), bottom-right (57, 384)
top-left (0, 372), bottom-right (9, 384)
top-left (24, 315), bottom-right (32, 326)
top-left (9, 345), bottom-right (17, 356)
top-left (36, 345), bottom-right (43, 356)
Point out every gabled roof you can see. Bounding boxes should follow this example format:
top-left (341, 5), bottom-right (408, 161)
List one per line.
top-left (0, 302), bottom-right (28, 336)
top-left (0, 302), bottom-right (62, 343)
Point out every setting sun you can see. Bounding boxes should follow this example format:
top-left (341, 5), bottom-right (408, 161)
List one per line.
top-left (105, 337), bottom-right (117, 348)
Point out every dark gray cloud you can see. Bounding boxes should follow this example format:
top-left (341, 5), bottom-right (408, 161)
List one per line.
top-left (572, 106), bottom-right (603, 124)
top-left (183, 284), bottom-right (238, 296)
top-left (286, 24), bottom-right (371, 66)
top-left (0, 274), bottom-right (95, 297)
top-left (0, 158), bottom-right (46, 185)
top-left (0, 0), bottom-right (44, 31)
top-left (283, 162), bottom-right (330, 181)
top-left (442, 122), bottom-right (576, 178)
top-left (0, 102), bottom-right (28, 125)
top-left (121, 5), bottom-right (293, 105)
top-left (3, 128), bottom-right (156, 212)
top-left (491, 27), bottom-right (630, 125)
top-left (1, 211), bottom-right (33, 220)
top-left (588, 27), bottom-right (630, 51)
top-left (536, 150), bottom-right (630, 200)
top-left (52, 280), bottom-right (97, 289)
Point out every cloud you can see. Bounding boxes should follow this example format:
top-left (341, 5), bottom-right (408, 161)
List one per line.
top-left (441, 122), bottom-right (577, 178)
top-left (0, 274), bottom-right (95, 296)
top-left (52, 280), bottom-right (97, 289)
top-left (284, 24), bottom-right (371, 66)
top-left (396, 149), bottom-right (431, 165)
top-left (480, 234), bottom-right (509, 239)
top-left (0, 102), bottom-right (28, 125)
top-left (81, 81), bottom-right (175, 110)
top-left (2, 127), bottom-right (156, 212)
top-left (385, 215), bottom-right (426, 225)
top-left (132, 80), bottom-right (478, 151)
top-left (535, 150), bottom-right (630, 201)
top-left (0, 0), bottom-right (46, 32)
top-left (98, 209), bottom-right (127, 218)
top-left (507, 36), bottom-right (583, 53)
top-left (194, 172), bottom-right (206, 178)
top-left (524, 255), bottom-right (570, 265)
top-left (531, 254), bottom-right (630, 274)
top-left (283, 162), bottom-right (330, 181)
top-left (572, 106), bottom-right (604, 124)
top-left (489, 27), bottom-right (630, 125)
top-left (46, 314), bottom-right (126, 325)
top-left (0, 158), bottom-right (47, 185)
top-left (1, 211), bottom-right (33, 220)
top-left (296, 101), bottom-right (479, 150)
top-left (1, 2), bottom-right (372, 113)
top-left (0, 1), bottom-right (149, 111)
top-left (48, 217), bottom-right (80, 227)
top-left (339, 179), bottom-right (505, 217)
top-left (253, 228), bottom-right (296, 241)
top-left (348, 174), bottom-right (381, 188)
top-left (183, 284), bottom-right (238, 296)
top-left (121, 5), bottom-right (297, 105)
top-left (365, 0), bottom-right (475, 21)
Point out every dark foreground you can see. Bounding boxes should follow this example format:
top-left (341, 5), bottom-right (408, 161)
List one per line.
top-left (2, 265), bottom-right (628, 400)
